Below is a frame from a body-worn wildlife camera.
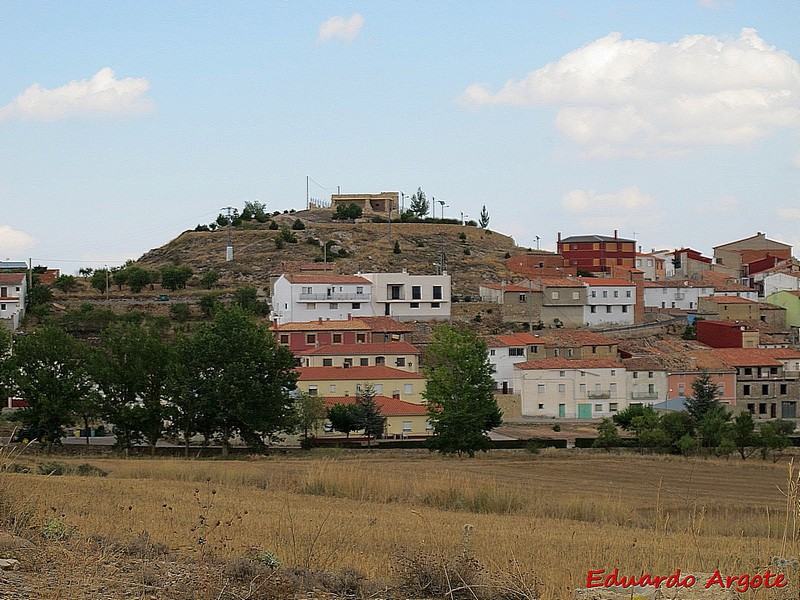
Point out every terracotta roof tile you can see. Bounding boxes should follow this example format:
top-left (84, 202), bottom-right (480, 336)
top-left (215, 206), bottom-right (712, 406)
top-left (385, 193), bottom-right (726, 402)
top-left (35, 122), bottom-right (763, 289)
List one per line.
top-left (515, 359), bottom-right (623, 370)
top-left (323, 396), bottom-right (428, 416)
top-left (700, 295), bottom-right (758, 304)
top-left (272, 320), bottom-right (371, 332)
top-left (578, 278), bottom-right (635, 287)
top-left (484, 333), bottom-right (545, 347)
top-left (297, 366), bottom-right (424, 380)
top-left (283, 274), bottom-right (372, 284)
top-left (534, 330), bottom-right (619, 347)
top-left (0, 274), bottom-right (25, 285)
top-left (298, 341), bottom-right (420, 356)
top-left (354, 316), bottom-right (415, 332)
top-left (709, 348), bottom-right (785, 367)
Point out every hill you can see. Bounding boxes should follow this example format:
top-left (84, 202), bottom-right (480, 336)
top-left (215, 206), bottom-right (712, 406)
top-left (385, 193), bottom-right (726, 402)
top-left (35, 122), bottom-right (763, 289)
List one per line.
top-left (135, 210), bottom-right (522, 296)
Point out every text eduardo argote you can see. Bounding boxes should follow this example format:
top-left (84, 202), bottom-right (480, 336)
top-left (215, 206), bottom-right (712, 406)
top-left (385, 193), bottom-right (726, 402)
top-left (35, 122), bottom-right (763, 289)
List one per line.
top-left (586, 568), bottom-right (789, 593)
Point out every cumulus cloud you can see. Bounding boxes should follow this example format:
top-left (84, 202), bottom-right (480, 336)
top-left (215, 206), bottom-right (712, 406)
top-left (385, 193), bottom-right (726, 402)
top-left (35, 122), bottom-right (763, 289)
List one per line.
top-left (0, 67), bottom-right (153, 122)
top-left (561, 186), bottom-right (666, 230)
top-left (459, 28), bottom-right (800, 158)
top-left (317, 13), bottom-right (364, 44)
top-left (0, 226), bottom-right (35, 254)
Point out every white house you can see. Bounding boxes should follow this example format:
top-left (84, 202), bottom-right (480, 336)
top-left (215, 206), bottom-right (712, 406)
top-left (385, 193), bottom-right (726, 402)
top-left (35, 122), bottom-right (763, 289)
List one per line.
top-left (360, 271), bottom-right (451, 322)
top-left (485, 333), bottom-right (544, 394)
top-left (514, 359), bottom-right (628, 418)
top-left (0, 273), bottom-right (27, 331)
top-left (644, 281), bottom-right (715, 310)
top-left (759, 272), bottom-right (800, 298)
top-left (622, 357), bottom-right (669, 406)
top-left (271, 274), bottom-right (375, 325)
top-left (579, 278), bottom-right (636, 326)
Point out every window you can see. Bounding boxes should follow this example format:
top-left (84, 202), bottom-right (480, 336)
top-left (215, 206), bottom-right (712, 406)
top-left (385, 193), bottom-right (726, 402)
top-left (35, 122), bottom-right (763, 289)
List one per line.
top-left (743, 384), bottom-right (751, 396)
top-left (356, 384), bottom-right (362, 392)
top-left (352, 303), bottom-right (361, 309)
top-left (308, 386), bottom-right (318, 396)
top-left (595, 404), bottom-right (603, 412)
top-left (530, 346), bottom-right (538, 354)
top-left (343, 358), bottom-right (353, 368)
top-left (678, 384), bottom-right (685, 396)
top-left (580, 384), bottom-right (586, 394)
top-left (610, 383), bottom-right (617, 393)
top-left (356, 286), bottom-right (363, 294)
top-left (396, 357), bottom-right (406, 367)
top-left (412, 286), bottom-right (421, 300)
top-left (431, 302), bottom-right (440, 308)
top-left (567, 348), bottom-right (574, 357)
top-left (591, 291), bottom-right (596, 298)
top-left (519, 293), bottom-right (527, 303)
top-left (762, 384), bottom-right (769, 395)
top-left (606, 306), bottom-right (612, 313)
top-left (611, 370), bottom-right (616, 376)
top-left (410, 302), bottom-right (420, 309)
top-left (360, 358), bottom-right (369, 366)
top-left (553, 349), bottom-right (560, 357)
top-left (538, 403), bottom-right (544, 410)
top-left (329, 385), bottom-right (337, 393)
top-left (280, 334), bottom-right (290, 344)
top-left (744, 367), bottom-right (753, 376)
top-left (376, 356), bottom-right (385, 365)
top-left (759, 402), bottom-right (767, 414)
top-left (307, 303), bottom-right (316, 309)
top-left (602, 291), bottom-right (608, 298)
top-left (306, 334), bottom-right (317, 345)
top-left (403, 384), bottom-right (413, 395)
top-left (622, 306), bottom-right (628, 313)
top-left (329, 303), bottom-right (338, 309)
top-left (374, 384), bottom-right (383, 394)
top-left (648, 384), bottom-right (655, 394)
top-left (590, 306), bottom-right (597, 313)
top-left (489, 349), bottom-right (495, 356)
top-left (356, 333), bottom-right (367, 343)
top-left (648, 371), bottom-right (653, 378)
top-left (770, 367), bottom-right (779, 375)
top-left (592, 346), bottom-right (597, 354)
top-left (509, 348), bottom-right (525, 357)
top-left (389, 285), bottom-right (402, 300)
top-left (403, 421), bottom-right (412, 432)
top-left (323, 358), bottom-right (333, 367)
top-left (433, 286), bottom-right (442, 300)
top-left (613, 291), bottom-right (619, 298)
top-left (332, 333), bottom-right (343, 344)
top-left (551, 291), bottom-right (560, 300)
top-left (572, 291), bottom-right (580, 300)
top-left (781, 384), bottom-right (788, 395)
top-left (301, 286), bottom-right (312, 294)
top-left (633, 372), bottom-right (638, 379)
top-left (537, 384), bottom-right (545, 393)
top-left (1, 304), bottom-right (5, 311)
top-left (425, 420), bottom-right (433, 431)
top-left (558, 384), bottom-right (566, 393)
top-left (559, 370), bottom-right (565, 377)
top-left (610, 403), bottom-right (618, 412)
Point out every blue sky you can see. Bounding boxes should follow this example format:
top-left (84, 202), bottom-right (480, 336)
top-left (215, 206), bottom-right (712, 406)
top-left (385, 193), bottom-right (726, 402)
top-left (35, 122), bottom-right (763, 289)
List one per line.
top-left (1, 1), bottom-right (799, 274)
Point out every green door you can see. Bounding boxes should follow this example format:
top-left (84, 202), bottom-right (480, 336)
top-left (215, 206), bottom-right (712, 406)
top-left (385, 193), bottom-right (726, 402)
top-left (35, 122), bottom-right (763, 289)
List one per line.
top-left (578, 404), bottom-right (592, 419)
top-left (558, 404), bottom-right (566, 418)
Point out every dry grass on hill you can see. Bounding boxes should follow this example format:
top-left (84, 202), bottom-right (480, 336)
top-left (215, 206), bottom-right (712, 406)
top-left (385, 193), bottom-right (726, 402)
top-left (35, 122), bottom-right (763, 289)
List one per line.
top-left (1, 451), bottom-right (799, 598)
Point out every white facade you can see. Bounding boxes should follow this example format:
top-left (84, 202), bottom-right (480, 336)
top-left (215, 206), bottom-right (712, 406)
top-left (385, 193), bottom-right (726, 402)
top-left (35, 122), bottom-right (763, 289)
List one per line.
top-left (0, 273), bottom-right (27, 331)
top-left (514, 360), bottom-right (628, 418)
top-left (644, 284), bottom-right (714, 310)
top-left (759, 273), bottom-right (800, 298)
top-left (361, 272), bottom-right (451, 322)
top-left (488, 346), bottom-right (528, 393)
top-left (651, 250), bottom-right (676, 278)
top-left (271, 275), bottom-right (375, 325)
top-left (625, 369), bottom-right (668, 405)
top-left (581, 280), bottom-right (635, 326)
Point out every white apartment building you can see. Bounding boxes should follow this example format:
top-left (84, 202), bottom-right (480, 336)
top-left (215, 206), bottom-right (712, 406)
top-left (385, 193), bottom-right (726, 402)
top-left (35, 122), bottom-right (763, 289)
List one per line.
top-left (485, 333), bottom-right (543, 394)
top-left (360, 271), bottom-right (451, 322)
top-left (0, 273), bottom-right (27, 331)
top-left (580, 278), bottom-right (635, 326)
top-left (271, 274), bottom-right (375, 324)
top-left (644, 281), bottom-right (715, 310)
top-left (514, 359), bottom-right (628, 418)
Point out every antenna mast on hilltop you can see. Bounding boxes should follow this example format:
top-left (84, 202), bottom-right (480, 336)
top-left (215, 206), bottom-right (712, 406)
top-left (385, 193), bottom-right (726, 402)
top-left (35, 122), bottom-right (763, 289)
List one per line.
top-left (222, 206), bottom-right (235, 262)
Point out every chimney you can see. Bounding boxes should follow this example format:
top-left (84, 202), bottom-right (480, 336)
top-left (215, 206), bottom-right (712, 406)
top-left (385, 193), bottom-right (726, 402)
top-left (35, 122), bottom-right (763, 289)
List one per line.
top-left (557, 232), bottom-right (561, 242)
top-left (614, 230), bottom-right (618, 239)
top-left (273, 318), bottom-right (278, 327)
top-left (348, 313), bottom-right (352, 320)
top-left (392, 392), bottom-right (400, 400)
top-left (318, 317), bottom-right (323, 324)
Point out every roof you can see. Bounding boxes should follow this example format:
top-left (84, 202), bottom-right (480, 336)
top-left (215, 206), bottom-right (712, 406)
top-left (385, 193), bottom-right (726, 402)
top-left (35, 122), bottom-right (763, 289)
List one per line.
top-left (297, 366), bottom-right (424, 381)
top-left (533, 330), bottom-right (619, 347)
top-left (354, 316), bottom-right (415, 332)
top-left (323, 396), bottom-right (428, 416)
top-left (709, 348), bottom-right (785, 367)
top-left (515, 359), bottom-right (623, 370)
top-left (714, 233), bottom-right (791, 251)
top-left (484, 333), bottom-right (545, 348)
top-left (0, 262), bottom-right (28, 270)
top-left (532, 277), bottom-right (584, 288)
top-left (652, 398), bottom-right (688, 412)
top-left (298, 341), bottom-right (420, 356)
top-left (0, 273), bottom-right (26, 285)
top-left (559, 234), bottom-right (635, 244)
top-left (272, 319), bottom-right (371, 332)
top-left (644, 280), bottom-right (715, 289)
top-left (696, 320), bottom-right (757, 330)
top-left (673, 248), bottom-right (712, 263)
top-left (578, 277), bottom-right (635, 287)
top-left (283, 274), bottom-right (372, 284)
top-left (480, 282), bottom-right (534, 293)
top-left (700, 295), bottom-right (758, 305)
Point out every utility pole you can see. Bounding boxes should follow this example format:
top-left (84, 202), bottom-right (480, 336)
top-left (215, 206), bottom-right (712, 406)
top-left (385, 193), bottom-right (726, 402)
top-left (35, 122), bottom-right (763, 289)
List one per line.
top-left (306, 176), bottom-right (309, 210)
top-left (105, 264), bottom-right (110, 304)
top-left (222, 206), bottom-right (235, 262)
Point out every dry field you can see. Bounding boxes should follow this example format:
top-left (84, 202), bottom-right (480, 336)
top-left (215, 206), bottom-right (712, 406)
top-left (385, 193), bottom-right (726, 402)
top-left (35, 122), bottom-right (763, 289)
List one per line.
top-left (1, 449), bottom-right (799, 599)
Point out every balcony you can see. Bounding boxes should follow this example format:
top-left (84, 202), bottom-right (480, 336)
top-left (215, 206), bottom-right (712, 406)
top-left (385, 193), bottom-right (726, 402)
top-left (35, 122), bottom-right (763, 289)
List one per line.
top-left (631, 391), bottom-right (659, 400)
top-left (298, 293), bottom-right (371, 302)
top-left (587, 391), bottom-right (611, 399)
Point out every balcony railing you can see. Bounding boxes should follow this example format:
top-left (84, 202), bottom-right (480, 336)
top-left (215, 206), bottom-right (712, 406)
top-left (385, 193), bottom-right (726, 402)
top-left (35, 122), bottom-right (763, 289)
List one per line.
top-left (631, 391), bottom-right (659, 399)
top-left (587, 391), bottom-right (611, 399)
top-left (298, 293), bottom-right (371, 301)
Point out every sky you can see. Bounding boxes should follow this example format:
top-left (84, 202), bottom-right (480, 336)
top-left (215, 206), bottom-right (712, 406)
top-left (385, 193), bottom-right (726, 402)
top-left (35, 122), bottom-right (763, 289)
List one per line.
top-left (1, 1), bottom-right (799, 274)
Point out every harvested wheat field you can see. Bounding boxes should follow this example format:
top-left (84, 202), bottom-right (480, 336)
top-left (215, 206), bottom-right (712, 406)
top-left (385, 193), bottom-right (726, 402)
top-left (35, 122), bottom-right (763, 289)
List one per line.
top-left (1, 449), bottom-right (799, 599)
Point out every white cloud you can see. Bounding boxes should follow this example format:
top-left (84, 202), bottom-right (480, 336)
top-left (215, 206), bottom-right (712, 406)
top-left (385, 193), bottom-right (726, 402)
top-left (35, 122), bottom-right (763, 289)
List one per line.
top-left (698, 0), bottom-right (719, 9)
top-left (561, 186), bottom-right (666, 230)
top-left (792, 152), bottom-right (800, 169)
top-left (459, 29), bottom-right (800, 158)
top-left (777, 207), bottom-right (800, 220)
top-left (698, 194), bottom-right (740, 214)
top-left (0, 67), bottom-right (153, 122)
top-left (0, 226), bottom-right (36, 254)
top-left (317, 13), bottom-right (364, 44)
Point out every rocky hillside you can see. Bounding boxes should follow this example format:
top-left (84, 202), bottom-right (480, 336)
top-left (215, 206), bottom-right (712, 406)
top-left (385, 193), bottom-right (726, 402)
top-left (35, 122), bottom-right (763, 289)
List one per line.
top-left (136, 209), bottom-right (523, 296)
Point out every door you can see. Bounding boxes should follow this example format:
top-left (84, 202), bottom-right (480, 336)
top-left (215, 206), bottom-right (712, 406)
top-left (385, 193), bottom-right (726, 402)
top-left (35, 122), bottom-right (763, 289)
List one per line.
top-left (771, 403), bottom-right (777, 418)
top-left (384, 303), bottom-right (390, 316)
top-left (783, 401), bottom-right (797, 419)
top-left (578, 404), bottom-right (592, 419)
top-left (558, 404), bottom-right (566, 418)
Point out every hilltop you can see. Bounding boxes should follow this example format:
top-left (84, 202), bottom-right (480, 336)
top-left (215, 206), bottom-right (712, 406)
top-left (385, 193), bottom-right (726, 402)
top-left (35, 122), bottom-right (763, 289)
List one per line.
top-left (135, 209), bottom-right (522, 296)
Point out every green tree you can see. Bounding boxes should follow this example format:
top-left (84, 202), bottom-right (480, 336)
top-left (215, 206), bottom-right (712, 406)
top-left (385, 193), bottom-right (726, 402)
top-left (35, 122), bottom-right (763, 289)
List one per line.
top-left (409, 188), bottom-right (429, 218)
top-left (393, 240), bottom-right (402, 254)
top-left (327, 403), bottom-right (360, 439)
top-left (294, 392), bottom-right (326, 448)
top-left (51, 274), bottom-right (78, 293)
top-left (291, 218), bottom-right (306, 230)
top-left (354, 383), bottom-right (385, 446)
top-left (593, 418), bottom-right (622, 451)
top-left (92, 322), bottom-right (173, 454)
top-left (200, 270), bottom-right (220, 289)
top-left (233, 286), bottom-right (268, 315)
top-left (199, 294), bottom-right (222, 317)
top-left (170, 303), bottom-right (191, 322)
top-left (696, 406), bottom-right (731, 449)
top-left (111, 268), bottom-right (129, 291)
top-left (729, 411), bottom-right (759, 459)
top-left (126, 266), bottom-right (151, 293)
top-left (423, 324), bottom-right (502, 457)
top-left (161, 265), bottom-right (193, 291)
top-left (91, 269), bottom-right (110, 293)
top-left (244, 200), bottom-right (268, 222)
top-left (479, 205), bottom-right (490, 229)
top-left (26, 282), bottom-right (53, 311)
top-left (659, 411), bottom-right (695, 453)
top-left (686, 370), bottom-right (723, 422)
top-left (759, 420), bottom-right (796, 461)
top-left (10, 327), bottom-right (95, 452)
top-left (178, 307), bottom-right (298, 456)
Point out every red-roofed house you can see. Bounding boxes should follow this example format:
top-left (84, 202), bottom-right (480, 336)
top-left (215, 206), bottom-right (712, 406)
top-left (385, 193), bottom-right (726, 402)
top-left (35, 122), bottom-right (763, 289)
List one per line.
top-left (556, 232), bottom-right (636, 274)
top-left (271, 316), bottom-right (412, 352)
top-left (296, 366), bottom-right (425, 403)
top-left (298, 341), bottom-right (421, 373)
top-left (318, 395), bottom-right (431, 440)
top-left (0, 272), bottom-right (27, 331)
top-left (696, 320), bottom-right (760, 348)
top-left (513, 359), bottom-right (627, 418)
top-left (484, 333), bottom-right (546, 394)
top-left (504, 252), bottom-right (575, 279)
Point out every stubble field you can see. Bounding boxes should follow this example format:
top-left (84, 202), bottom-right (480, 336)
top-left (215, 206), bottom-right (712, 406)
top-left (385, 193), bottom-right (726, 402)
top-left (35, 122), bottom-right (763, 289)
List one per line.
top-left (0, 449), bottom-right (798, 599)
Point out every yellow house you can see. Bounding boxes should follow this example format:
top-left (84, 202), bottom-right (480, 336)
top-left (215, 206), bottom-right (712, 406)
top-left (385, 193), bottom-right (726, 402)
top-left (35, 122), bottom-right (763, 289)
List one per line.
top-left (296, 366), bottom-right (426, 403)
top-left (297, 341), bottom-right (421, 373)
top-left (698, 295), bottom-right (760, 321)
top-left (318, 396), bottom-right (431, 439)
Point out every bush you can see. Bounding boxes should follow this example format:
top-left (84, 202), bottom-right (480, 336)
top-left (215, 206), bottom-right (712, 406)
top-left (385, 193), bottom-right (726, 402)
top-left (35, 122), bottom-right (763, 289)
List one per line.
top-left (464, 248), bottom-right (471, 255)
top-left (393, 240), bottom-right (402, 254)
top-left (268, 221), bottom-right (279, 230)
top-left (291, 219), bottom-right (305, 230)
top-left (458, 232), bottom-right (467, 241)
top-left (170, 303), bottom-right (191, 322)
top-left (75, 463), bottom-right (108, 477)
top-left (552, 424), bottom-right (561, 432)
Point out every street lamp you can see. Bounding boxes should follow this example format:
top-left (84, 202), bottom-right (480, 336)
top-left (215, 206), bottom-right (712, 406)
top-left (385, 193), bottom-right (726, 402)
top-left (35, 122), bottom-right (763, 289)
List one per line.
top-left (438, 200), bottom-right (448, 220)
top-left (460, 212), bottom-right (469, 226)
